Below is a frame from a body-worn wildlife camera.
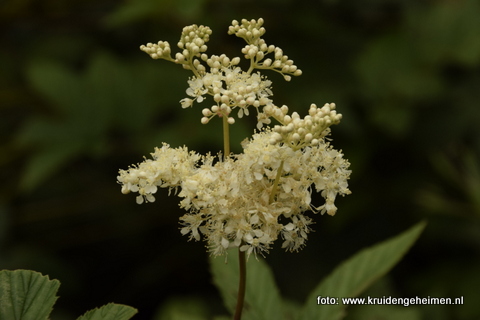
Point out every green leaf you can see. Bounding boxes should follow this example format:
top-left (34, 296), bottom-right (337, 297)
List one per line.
top-left (26, 60), bottom-right (83, 114)
top-left (210, 249), bottom-right (284, 320)
top-left (154, 296), bottom-right (209, 320)
top-left (77, 303), bottom-right (138, 320)
top-left (298, 221), bottom-right (427, 320)
top-left (18, 142), bottom-right (82, 192)
top-left (0, 269), bottom-right (60, 320)
top-left (348, 304), bottom-right (422, 320)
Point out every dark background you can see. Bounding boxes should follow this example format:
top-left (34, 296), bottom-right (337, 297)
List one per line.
top-left (1, 0), bottom-right (480, 319)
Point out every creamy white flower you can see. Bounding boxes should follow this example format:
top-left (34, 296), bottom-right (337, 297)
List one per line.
top-left (184, 78), bottom-right (208, 105)
top-left (180, 98), bottom-right (194, 108)
top-left (118, 128), bottom-right (350, 258)
top-left (125, 18), bottom-right (352, 258)
top-left (117, 143), bottom-right (202, 204)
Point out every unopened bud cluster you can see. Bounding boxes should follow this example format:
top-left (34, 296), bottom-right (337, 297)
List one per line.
top-left (228, 18), bottom-right (266, 41)
top-left (175, 25), bottom-right (212, 68)
top-left (267, 103), bottom-right (342, 149)
top-left (229, 18), bottom-right (302, 81)
top-left (140, 41), bottom-right (172, 61)
top-left (139, 18), bottom-right (305, 125)
top-left (120, 19), bottom-right (352, 258)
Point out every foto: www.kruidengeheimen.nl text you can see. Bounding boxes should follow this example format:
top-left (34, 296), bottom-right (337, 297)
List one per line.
top-left (317, 296), bottom-right (464, 307)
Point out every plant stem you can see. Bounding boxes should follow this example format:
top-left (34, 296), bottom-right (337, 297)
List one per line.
top-left (223, 115), bottom-right (230, 159)
top-left (233, 249), bottom-right (246, 320)
top-left (222, 109), bottom-right (244, 319)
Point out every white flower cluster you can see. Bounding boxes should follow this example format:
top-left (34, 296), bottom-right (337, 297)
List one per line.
top-left (266, 103), bottom-right (343, 149)
top-left (118, 130), bottom-right (351, 256)
top-left (140, 24), bottom-right (212, 65)
top-left (228, 19), bottom-right (302, 80)
top-left (140, 18), bottom-right (303, 128)
top-left (196, 66), bottom-right (274, 126)
top-left (120, 18), bottom-right (352, 258)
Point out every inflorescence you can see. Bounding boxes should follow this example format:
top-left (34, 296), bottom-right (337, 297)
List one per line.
top-left (119, 18), bottom-right (351, 258)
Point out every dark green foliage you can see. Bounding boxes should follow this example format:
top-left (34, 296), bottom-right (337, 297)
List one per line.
top-left (0, 270), bottom-right (59, 320)
top-left (1, 0), bottom-right (479, 319)
top-left (0, 270), bottom-right (137, 320)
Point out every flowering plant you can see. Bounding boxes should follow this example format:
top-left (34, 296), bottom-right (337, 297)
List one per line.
top-left (118, 18), bottom-right (351, 259)
top-left (115, 18), bottom-right (425, 320)
top-left (0, 17), bottom-right (426, 320)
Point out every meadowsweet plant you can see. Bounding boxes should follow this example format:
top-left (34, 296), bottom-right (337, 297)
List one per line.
top-left (117, 18), bottom-right (351, 319)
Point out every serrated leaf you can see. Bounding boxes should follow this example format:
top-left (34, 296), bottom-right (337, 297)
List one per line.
top-left (210, 249), bottom-right (283, 320)
top-left (0, 269), bottom-right (60, 320)
top-left (299, 221), bottom-right (426, 320)
top-left (77, 303), bottom-right (138, 320)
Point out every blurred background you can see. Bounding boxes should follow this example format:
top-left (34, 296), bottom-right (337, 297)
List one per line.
top-left (1, 0), bottom-right (480, 319)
